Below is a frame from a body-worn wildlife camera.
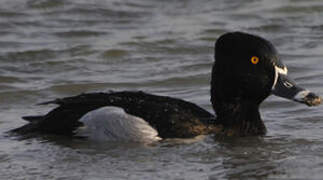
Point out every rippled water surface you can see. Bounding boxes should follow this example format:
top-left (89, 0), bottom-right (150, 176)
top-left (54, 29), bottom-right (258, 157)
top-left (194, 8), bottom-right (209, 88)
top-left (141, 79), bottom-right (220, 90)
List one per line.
top-left (1, 0), bottom-right (323, 179)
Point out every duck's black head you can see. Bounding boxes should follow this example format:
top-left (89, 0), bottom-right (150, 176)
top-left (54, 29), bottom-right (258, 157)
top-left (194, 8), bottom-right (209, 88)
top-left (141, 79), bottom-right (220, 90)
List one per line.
top-left (211, 32), bottom-right (321, 136)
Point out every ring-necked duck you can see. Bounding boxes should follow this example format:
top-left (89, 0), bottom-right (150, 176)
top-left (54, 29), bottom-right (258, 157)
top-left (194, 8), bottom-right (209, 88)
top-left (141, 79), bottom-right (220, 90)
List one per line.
top-left (11, 32), bottom-right (321, 141)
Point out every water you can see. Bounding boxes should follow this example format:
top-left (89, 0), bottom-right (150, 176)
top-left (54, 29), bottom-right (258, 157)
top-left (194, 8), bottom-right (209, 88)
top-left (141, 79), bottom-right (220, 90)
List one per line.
top-left (1, 0), bottom-right (323, 179)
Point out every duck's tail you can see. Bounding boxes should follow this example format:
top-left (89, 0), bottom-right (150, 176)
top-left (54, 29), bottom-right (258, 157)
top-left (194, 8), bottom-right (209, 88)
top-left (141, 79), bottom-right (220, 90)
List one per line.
top-left (22, 115), bottom-right (43, 122)
top-left (10, 116), bottom-right (44, 134)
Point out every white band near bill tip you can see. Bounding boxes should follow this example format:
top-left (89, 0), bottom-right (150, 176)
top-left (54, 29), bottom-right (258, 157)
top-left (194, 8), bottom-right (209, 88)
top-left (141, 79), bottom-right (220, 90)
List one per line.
top-left (293, 90), bottom-right (310, 101)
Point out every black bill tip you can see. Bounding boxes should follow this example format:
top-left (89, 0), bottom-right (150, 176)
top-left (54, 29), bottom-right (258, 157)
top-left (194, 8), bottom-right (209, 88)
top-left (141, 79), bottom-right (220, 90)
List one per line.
top-left (302, 92), bottom-right (322, 106)
top-left (294, 91), bottom-right (322, 107)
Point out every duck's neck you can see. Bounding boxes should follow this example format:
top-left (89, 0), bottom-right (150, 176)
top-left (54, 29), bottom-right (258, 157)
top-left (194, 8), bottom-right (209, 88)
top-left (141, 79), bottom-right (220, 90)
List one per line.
top-left (213, 100), bottom-right (267, 137)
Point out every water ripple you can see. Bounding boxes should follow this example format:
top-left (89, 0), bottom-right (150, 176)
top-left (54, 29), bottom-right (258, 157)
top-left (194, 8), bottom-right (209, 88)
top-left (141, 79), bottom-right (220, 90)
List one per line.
top-left (1, 0), bottom-right (323, 179)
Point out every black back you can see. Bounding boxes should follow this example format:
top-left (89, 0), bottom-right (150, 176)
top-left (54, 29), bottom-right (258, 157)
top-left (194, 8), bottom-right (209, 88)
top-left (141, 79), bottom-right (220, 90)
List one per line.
top-left (12, 91), bottom-right (215, 138)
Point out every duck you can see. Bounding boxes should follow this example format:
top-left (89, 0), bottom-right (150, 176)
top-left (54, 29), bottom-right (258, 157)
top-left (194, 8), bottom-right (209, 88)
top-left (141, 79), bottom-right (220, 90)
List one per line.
top-left (11, 32), bottom-right (321, 142)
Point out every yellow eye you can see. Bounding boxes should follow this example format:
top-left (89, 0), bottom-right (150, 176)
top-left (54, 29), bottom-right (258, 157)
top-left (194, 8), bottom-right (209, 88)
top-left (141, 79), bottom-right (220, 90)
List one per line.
top-left (251, 56), bottom-right (259, 64)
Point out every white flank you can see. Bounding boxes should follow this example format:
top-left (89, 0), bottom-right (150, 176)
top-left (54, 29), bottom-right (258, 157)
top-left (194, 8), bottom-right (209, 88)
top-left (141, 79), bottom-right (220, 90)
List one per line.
top-left (75, 106), bottom-right (161, 143)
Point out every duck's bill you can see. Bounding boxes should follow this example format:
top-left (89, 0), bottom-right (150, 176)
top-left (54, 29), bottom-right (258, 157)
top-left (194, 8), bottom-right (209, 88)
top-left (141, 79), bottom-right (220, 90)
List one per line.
top-left (271, 69), bottom-right (321, 106)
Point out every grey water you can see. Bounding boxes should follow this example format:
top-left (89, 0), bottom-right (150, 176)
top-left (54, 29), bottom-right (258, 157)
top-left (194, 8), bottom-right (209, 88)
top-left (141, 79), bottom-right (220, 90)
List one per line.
top-left (1, 0), bottom-right (323, 179)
